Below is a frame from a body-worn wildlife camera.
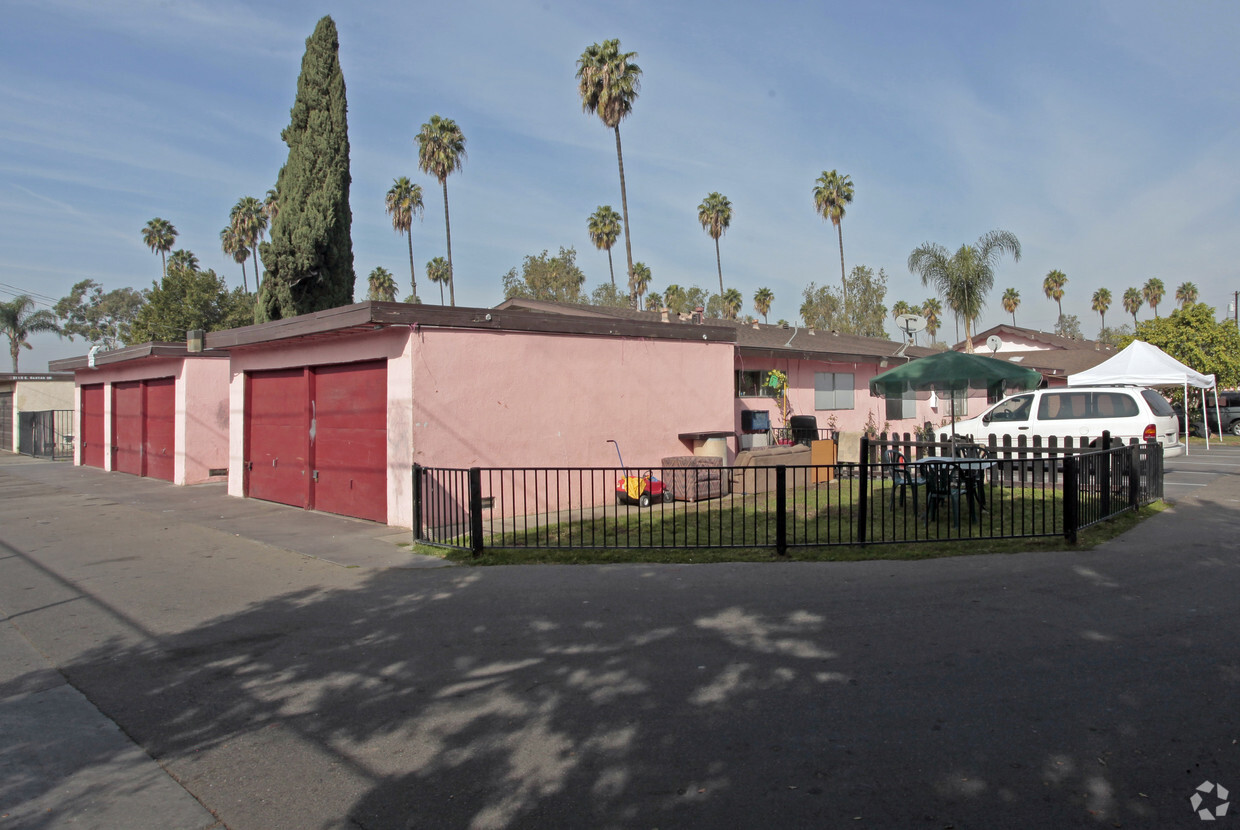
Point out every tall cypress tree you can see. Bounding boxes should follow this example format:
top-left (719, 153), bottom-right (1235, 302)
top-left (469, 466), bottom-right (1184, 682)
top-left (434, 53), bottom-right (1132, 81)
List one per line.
top-left (256, 16), bottom-right (355, 322)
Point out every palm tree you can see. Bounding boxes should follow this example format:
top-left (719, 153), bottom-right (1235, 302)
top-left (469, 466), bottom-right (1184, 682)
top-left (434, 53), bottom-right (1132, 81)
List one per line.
top-left (416, 115), bottom-right (467, 306)
top-left (0, 295), bottom-right (60, 372)
top-left (697, 192), bottom-right (732, 297)
top-left (1122, 287), bottom-right (1142, 325)
top-left (263, 187), bottom-right (279, 226)
top-left (1176, 281), bottom-right (1199, 308)
top-left (664, 284), bottom-right (687, 314)
top-left (921, 298), bottom-right (942, 343)
top-left (907, 229), bottom-right (1020, 352)
top-left (577, 39), bottom-right (642, 297)
top-left (1143, 277), bottom-right (1165, 317)
top-left (721, 288), bottom-right (743, 320)
top-left (1001, 287), bottom-right (1021, 326)
top-left (229, 196), bottom-right (267, 291)
top-left (220, 225), bottom-right (250, 292)
top-left (425, 256), bottom-right (450, 305)
top-left (167, 249), bottom-right (199, 272)
top-left (1091, 287), bottom-right (1112, 334)
top-left (141, 218), bottom-right (177, 279)
top-left (386, 177), bottom-right (425, 302)
top-left (1043, 269), bottom-right (1067, 319)
top-left (367, 267), bottom-right (397, 302)
top-left (630, 261), bottom-right (651, 304)
top-left (753, 287), bottom-right (774, 323)
top-left (812, 170), bottom-right (854, 307)
top-left (587, 205), bottom-right (622, 286)
top-left (645, 292), bottom-right (662, 312)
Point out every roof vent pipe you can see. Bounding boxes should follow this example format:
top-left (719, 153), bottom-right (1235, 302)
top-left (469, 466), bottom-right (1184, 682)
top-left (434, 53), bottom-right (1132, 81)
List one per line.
top-left (187, 329), bottom-right (204, 353)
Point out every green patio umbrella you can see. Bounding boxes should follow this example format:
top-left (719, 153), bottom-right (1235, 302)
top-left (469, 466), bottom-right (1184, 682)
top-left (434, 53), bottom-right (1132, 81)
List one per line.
top-left (869, 350), bottom-right (1043, 445)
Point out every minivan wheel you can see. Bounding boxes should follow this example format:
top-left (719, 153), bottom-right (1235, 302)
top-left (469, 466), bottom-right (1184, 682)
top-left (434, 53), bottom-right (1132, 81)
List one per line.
top-left (1230, 420), bottom-right (1240, 437)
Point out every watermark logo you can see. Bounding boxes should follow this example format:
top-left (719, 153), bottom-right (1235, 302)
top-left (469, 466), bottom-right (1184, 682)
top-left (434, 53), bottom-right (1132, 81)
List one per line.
top-left (1190, 781), bottom-right (1230, 821)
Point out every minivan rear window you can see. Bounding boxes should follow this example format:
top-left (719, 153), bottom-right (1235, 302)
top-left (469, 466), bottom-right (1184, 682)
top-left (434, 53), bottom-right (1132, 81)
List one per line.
top-left (1140, 390), bottom-right (1175, 416)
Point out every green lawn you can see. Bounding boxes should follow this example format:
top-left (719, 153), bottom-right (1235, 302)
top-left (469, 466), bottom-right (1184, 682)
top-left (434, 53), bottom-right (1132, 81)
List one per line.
top-left (410, 478), bottom-right (1166, 566)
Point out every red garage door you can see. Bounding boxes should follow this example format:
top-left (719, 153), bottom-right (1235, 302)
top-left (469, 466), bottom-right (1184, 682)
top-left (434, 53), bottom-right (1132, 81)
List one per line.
top-left (143, 377), bottom-right (176, 482)
top-left (244, 361), bottom-right (387, 523)
top-left (112, 381), bottom-right (143, 476)
top-left (246, 368), bottom-right (310, 510)
top-left (80, 384), bottom-right (106, 468)
top-left (314, 361), bottom-right (388, 523)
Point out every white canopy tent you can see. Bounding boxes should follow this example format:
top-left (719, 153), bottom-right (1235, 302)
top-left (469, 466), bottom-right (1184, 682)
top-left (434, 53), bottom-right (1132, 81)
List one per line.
top-left (1066, 340), bottom-right (1220, 451)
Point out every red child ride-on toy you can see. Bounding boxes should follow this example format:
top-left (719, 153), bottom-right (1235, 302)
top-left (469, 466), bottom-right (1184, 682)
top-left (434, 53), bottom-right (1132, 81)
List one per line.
top-left (607, 439), bottom-right (672, 507)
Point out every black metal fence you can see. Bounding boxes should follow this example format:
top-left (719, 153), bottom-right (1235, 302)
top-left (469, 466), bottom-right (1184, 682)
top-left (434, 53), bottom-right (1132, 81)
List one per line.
top-left (17, 410), bottom-right (74, 461)
top-left (414, 435), bottom-right (1163, 556)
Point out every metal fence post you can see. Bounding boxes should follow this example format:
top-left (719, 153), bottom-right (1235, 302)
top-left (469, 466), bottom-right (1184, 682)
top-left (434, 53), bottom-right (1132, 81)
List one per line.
top-left (1063, 455), bottom-right (1079, 543)
top-left (468, 467), bottom-right (484, 557)
top-left (857, 437), bottom-right (869, 545)
top-left (1129, 444), bottom-right (1141, 510)
top-left (412, 464), bottom-right (423, 542)
top-left (1100, 431), bottom-right (1111, 518)
top-left (775, 465), bottom-right (788, 556)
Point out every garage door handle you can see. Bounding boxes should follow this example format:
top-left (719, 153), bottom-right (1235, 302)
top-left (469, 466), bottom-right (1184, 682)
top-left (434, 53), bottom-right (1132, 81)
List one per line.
top-left (312, 470), bottom-right (319, 482)
top-left (273, 458), bottom-right (278, 467)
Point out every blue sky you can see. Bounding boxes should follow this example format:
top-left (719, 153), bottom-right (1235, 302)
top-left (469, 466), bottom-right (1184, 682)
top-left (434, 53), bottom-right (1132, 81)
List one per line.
top-left (3, 0), bottom-right (1238, 369)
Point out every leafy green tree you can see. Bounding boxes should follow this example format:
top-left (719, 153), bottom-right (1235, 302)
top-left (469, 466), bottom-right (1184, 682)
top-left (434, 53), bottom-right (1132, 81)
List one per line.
top-left (753, 287), bottom-right (774, 323)
top-left (416, 115), bottom-right (466, 306)
top-left (813, 170), bottom-right (854, 307)
top-left (0, 295), bottom-right (59, 371)
top-left (385, 177), bottom-right (424, 303)
top-left (220, 225), bottom-right (251, 292)
top-left (141, 218), bottom-right (177, 280)
top-left (800, 282), bottom-right (842, 330)
top-left (577, 39), bottom-right (641, 291)
top-left (128, 256), bottom-right (252, 344)
top-left (1123, 287), bottom-right (1142, 325)
top-left (630, 261), bottom-right (651, 304)
top-left (1097, 324), bottom-right (1131, 348)
top-left (591, 282), bottom-right (630, 308)
top-left (1054, 313), bottom-right (1083, 340)
top-left (922, 297), bottom-right (942, 343)
top-left (54, 280), bottom-right (147, 349)
top-left (367, 266), bottom-right (397, 301)
top-left (1143, 277), bottom-right (1165, 317)
top-left (501, 247), bottom-right (587, 302)
top-left (1001, 287), bottom-right (1020, 326)
top-left (1127, 303), bottom-right (1240, 389)
top-left (258, 16), bottom-right (355, 322)
top-left (426, 256), bottom-right (450, 305)
top-left (908, 229), bottom-right (1020, 352)
top-left (230, 196), bottom-right (267, 291)
top-left (1043, 269), bottom-right (1067, 319)
top-left (721, 287), bottom-right (743, 319)
top-left (842, 265), bottom-right (888, 337)
top-left (587, 205), bottom-right (622, 287)
top-left (1176, 281), bottom-right (1198, 308)
top-left (1091, 287), bottom-right (1112, 335)
top-left (697, 192), bottom-right (732, 297)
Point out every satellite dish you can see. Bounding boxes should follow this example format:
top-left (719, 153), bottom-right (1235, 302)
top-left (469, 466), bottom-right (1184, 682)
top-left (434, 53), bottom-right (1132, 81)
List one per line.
top-left (895, 314), bottom-right (927, 340)
top-left (986, 335), bottom-right (1003, 354)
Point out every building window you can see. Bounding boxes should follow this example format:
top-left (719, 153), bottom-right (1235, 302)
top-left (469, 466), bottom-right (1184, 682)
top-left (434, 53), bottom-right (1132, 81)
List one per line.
top-left (735, 370), bottom-right (778, 398)
top-left (885, 389), bottom-right (916, 421)
top-left (950, 389), bottom-right (969, 417)
top-left (814, 372), bottom-right (855, 410)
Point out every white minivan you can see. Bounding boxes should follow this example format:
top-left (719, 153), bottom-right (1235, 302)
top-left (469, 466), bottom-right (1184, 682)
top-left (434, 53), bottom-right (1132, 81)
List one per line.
top-left (953, 385), bottom-right (1184, 457)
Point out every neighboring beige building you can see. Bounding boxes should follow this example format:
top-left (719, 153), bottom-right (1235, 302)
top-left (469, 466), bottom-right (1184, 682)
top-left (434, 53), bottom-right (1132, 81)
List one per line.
top-left (0, 373), bottom-right (75, 453)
